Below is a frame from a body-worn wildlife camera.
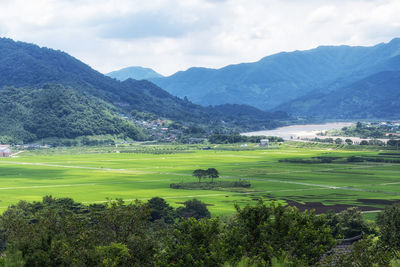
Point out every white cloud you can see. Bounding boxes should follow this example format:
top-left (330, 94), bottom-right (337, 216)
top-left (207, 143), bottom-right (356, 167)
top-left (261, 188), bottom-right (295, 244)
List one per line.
top-left (0, 0), bottom-right (399, 75)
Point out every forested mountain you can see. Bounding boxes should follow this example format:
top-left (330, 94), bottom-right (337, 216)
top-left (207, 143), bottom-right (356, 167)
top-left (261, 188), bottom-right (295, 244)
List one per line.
top-left (276, 70), bottom-right (400, 119)
top-left (150, 38), bottom-right (400, 111)
top-left (0, 37), bottom-right (183, 114)
top-left (107, 66), bottom-right (163, 81)
top-left (0, 38), bottom-right (287, 142)
top-left (0, 85), bottom-right (145, 143)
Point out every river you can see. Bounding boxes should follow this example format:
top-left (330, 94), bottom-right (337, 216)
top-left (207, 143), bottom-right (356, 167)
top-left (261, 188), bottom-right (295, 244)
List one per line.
top-left (242, 122), bottom-right (354, 140)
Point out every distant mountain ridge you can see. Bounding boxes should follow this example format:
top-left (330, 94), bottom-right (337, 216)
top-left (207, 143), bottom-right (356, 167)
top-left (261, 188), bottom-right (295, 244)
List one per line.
top-left (276, 70), bottom-right (400, 119)
top-left (149, 38), bottom-right (400, 114)
top-left (107, 66), bottom-right (163, 81)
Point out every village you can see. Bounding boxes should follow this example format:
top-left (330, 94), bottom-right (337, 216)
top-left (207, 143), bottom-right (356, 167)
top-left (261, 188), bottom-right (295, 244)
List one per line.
top-left (1, 121), bottom-right (399, 156)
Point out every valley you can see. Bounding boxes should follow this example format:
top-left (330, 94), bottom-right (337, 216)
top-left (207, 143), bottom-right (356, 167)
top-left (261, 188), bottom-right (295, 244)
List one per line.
top-left (1, 143), bottom-right (399, 220)
top-left (1, 1), bottom-right (400, 264)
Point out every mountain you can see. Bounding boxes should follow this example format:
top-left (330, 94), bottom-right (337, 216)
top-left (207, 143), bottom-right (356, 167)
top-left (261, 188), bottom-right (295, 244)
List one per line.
top-left (276, 70), bottom-right (400, 119)
top-left (0, 38), bottom-right (173, 112)
top-left (107, 66), bottom-right (163, 81)
top-left (150, 38), bottom-right (400, 110)
top-left (0, 85), bottom-right (145, 143)
top-left (0, 38), bottom-right (287, 142)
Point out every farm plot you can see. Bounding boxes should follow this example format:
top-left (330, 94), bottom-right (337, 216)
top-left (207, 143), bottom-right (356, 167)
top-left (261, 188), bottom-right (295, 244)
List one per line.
top-left (0, 146), bottom-right (399, 215)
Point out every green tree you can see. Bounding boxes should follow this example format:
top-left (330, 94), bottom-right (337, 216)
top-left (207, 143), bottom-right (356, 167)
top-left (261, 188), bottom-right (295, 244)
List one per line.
top-left (176, 199), bottom-right (211, 220)
top-left (345, 139), bottom-right (353, 145)
top-left (377, 204), bottom-right (400, 251)
top-left (95, 243), bottom-right (130, 267)
top-left (206, 168), bottom-right (219, 183)
top-left (223, 200), bottom-right (335, 265)
top-left (155, 218), bottom-right (224, 266)
top-left (325, 207), bottom-right (375, 239)
top-left (335, 138), bottom-right (343, 144)
top-left (2, 245), bottom-right (25, 267)
top-left (148, 197), bottom-right (176, 224)
top-left (193, 169), bottom-right (207, 183)
top-left (360, 140), bottom-right (369, 145)
top-left (0, 196), bottom-right (158, 266)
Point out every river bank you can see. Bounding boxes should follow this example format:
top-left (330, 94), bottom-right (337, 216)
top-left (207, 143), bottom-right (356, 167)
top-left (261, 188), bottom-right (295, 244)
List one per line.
top-left (242, 122), bottom-right (354, 140)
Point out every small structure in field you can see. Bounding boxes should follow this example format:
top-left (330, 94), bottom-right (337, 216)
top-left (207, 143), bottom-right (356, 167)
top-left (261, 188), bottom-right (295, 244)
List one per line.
top-left (0, 145), bottom-right (11, 157)
top-left (259, 139), bottom-right (269, 147)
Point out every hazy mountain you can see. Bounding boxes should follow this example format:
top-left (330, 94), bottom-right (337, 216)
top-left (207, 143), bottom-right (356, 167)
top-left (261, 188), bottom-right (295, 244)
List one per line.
top-left (150, 38), bottom-right (400, 110)
top-left (276, 70), bottom-right (400, 119)
top-left (107, 66), bottom-right (163, 81)
top-left (0, 38), bottom-right (286, 142)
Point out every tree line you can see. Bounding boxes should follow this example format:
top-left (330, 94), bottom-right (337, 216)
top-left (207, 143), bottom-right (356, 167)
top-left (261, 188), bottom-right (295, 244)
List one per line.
top-left (208, 134), bottom-right (283, 144)
top-left (1, 196), bottom-right (400, 266)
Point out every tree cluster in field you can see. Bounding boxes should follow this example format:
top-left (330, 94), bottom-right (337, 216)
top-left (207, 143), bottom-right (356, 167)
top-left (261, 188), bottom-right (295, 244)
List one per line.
top-left (1, 196), bottom-right (400, 266)
top-left (311, 136), bottom-right (396, 147)
top-left (208, 133), bottom-right (283, 144)
top-left (192, 168), bottom-right (219, 183)
top-left (347, 156), bottom-right (400, 164)
top-left (279, 156), bottom-right (341, 164)
top-left (170, 180), bottom-right (251, 190)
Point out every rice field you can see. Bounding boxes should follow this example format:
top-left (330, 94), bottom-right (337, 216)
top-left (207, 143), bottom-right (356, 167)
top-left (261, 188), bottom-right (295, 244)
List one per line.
top-left (0, 144), bottom-right (399, 216)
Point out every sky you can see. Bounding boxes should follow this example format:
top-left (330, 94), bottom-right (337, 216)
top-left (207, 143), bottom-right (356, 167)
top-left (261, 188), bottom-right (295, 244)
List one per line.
top-left (0, 0), bottom-right (399, 76)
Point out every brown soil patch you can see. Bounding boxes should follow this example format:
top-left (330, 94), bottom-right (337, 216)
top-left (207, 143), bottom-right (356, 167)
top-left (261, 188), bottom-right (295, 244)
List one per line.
top-left (285, 200), bottom-right (380, 214)
top-left (316, 171), bottom-right (374, 175)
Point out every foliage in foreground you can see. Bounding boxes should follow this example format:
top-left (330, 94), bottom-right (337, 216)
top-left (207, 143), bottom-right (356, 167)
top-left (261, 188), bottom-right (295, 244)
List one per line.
top-left (1, 197), bottom-right (400, 266)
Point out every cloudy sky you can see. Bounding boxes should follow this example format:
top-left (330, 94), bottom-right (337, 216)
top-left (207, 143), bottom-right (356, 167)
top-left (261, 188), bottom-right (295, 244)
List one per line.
top-left (0, 0), bottom-right (399, 76)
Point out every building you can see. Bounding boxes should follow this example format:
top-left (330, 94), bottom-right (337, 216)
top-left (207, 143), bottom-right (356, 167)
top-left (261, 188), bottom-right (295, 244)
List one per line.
top-left (0, 145), bottom-right (11, 157)
top-left (259, 139), bottom-right (269, 147)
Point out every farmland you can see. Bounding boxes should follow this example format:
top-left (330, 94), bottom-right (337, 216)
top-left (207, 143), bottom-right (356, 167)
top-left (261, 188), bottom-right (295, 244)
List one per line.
top-left (0, 143), bottom-right (400, 216)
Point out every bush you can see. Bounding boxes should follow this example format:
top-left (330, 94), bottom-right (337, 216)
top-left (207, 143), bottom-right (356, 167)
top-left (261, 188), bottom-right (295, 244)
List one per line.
top-left (377, 204), bottom-right (400, 251)
top-left (176, 199), bottom-right (211, 220)
top-left (170, 181), bottom-right (251, 190)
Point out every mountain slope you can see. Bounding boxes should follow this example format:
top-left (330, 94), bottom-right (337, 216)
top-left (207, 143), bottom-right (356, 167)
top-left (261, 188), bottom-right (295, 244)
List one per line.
top-left (0, 38), bottom-right (176, 114)
top-left (277, 70), bottom-right (400, 119)
top-left (107, 66), bottom-right (163, 81)
top-left (150, 38), bottom-right (400, 110)
top-left (0, 84), bottom-right (145, 143)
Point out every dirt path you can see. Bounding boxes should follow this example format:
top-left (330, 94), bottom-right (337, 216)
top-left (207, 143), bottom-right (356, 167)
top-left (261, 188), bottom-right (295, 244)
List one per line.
top-left (10, 151), bottom-right (25, 157)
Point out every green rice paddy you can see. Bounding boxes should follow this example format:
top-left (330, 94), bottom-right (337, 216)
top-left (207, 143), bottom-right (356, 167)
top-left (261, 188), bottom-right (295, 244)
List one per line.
top-left (0, 144), bottom-right (399, 216)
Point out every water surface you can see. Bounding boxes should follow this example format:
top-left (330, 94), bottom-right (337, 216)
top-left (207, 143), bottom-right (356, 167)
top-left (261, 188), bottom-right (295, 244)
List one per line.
top-left (242, 122), bottom-right (353, 140)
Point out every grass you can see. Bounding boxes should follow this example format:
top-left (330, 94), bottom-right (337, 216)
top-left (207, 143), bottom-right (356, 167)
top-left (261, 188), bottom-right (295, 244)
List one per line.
top-left (1, 143), bottom-right (400, 216)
